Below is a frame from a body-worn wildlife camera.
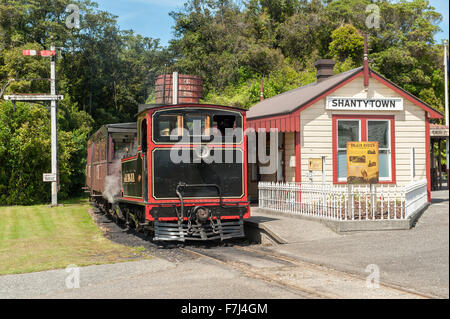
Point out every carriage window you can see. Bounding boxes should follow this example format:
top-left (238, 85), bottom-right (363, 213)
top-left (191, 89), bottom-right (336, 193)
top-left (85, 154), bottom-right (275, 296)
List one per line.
top-left (114, 140), bottom-right (136, 159)
top-left (93, 138), bottom-right (106, 162)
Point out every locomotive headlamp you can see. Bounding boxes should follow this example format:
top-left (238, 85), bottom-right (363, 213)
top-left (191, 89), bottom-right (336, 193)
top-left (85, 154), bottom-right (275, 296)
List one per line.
top-left (194, 145), bottom-right (210, 159)
top-left (193, 206), bottom-right (210, 223)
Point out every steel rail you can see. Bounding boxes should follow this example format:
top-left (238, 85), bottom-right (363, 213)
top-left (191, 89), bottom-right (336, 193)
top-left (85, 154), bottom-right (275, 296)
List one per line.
top-left (180, 246), bottom-right (336, 299)
top-left (233, 245), bottom-right (437, 299)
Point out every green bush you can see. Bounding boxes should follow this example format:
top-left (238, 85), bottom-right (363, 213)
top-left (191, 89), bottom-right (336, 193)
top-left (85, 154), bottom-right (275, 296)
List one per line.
top-left (0, 101), bottom-right (93, 205)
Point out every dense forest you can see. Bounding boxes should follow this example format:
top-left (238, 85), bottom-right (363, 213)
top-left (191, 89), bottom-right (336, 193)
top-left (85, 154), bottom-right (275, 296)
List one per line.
top-left (0, 0), bottom-right (447, 204)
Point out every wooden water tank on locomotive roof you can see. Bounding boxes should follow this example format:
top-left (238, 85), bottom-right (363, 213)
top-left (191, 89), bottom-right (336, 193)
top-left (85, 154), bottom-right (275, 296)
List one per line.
top-left (155, 74), bottom-right (203, 104)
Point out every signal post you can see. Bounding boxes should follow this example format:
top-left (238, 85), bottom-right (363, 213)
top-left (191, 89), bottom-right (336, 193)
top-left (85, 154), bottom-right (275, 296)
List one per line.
top-left (4, 45), bottom-right (63, 206)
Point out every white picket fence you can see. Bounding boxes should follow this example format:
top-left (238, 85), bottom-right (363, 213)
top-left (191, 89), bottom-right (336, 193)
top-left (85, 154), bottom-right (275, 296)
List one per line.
top-left (258, 179), bottom-right (428, 221)
top-left (404, 179), bottom-right (428, 218)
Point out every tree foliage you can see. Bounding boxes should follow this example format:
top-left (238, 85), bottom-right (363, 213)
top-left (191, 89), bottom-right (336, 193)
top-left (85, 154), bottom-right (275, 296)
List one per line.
top-left (329, 24), bottom-right (364, 64)
top-left (0, 0), bottom-right (447, 204)
top-left (0, 100), bottom-right (92, 204)
top-left (0, 0), bottom-right (169, 204)
top-left (169, 0), bottom-right (445, 114)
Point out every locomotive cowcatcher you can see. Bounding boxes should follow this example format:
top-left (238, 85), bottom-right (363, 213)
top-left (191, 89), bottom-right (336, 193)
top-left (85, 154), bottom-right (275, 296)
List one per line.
top-left (86, 103), bottom-right (250, 241)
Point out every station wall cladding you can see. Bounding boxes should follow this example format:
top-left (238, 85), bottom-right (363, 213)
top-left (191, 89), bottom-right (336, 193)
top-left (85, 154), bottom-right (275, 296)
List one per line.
top-left (155, 73), bottom-right (203, 104)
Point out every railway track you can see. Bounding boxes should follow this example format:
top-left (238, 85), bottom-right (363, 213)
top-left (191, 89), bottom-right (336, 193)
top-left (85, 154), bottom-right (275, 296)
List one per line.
top-left (181, 245), bottom-right (332, 298)
top-left (181, 244), bottom-right (435, 299)
top-left (237, 245), bottom-right (438, 299)
top-left (94, 207), bottom-right (436, 299)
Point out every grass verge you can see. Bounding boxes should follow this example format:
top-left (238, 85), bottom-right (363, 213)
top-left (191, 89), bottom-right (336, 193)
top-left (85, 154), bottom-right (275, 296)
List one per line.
top-left (0, 198), bottom-right (150, 276)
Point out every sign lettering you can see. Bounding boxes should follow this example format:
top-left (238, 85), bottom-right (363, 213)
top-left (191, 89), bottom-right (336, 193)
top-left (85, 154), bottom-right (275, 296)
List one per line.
top-left (43, 173), bottom-right (57, 182)
top-left (123, 172), bottom-right (135, 183)
top-left (327, 97), bottom-right (403, 111)
top-left (430, 128), bottom-right (449, 137)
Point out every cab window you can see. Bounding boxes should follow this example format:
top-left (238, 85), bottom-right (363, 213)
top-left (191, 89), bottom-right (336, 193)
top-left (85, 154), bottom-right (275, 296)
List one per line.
top-left (184, 114), bottom-right (210, 137)
top-left (152, 109), bottom-right (243, 143)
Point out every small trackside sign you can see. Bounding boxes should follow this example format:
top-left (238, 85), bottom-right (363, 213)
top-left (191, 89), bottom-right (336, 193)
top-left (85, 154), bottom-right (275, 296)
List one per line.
top-left (43, 173), bottom-right (57, 182)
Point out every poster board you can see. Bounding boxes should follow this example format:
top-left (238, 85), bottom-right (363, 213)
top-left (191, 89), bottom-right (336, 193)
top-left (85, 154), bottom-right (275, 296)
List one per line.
top-left (308, 158), bottom-right (323, 171)
top-left (347, 142), bottom-right (379, 184)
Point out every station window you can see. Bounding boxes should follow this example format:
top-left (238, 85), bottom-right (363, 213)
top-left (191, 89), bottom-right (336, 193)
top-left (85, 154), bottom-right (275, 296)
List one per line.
top-left (334, 115), bottom-right (395, 184)
top-left (367, 120), bottom-right (392, 181)
top-left (337, 120), bottom-right (361, 181)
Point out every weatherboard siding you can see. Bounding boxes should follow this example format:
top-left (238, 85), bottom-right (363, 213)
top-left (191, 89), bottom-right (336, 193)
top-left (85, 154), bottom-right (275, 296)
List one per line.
top-left (300, 100), bottom-right (333, 184)
top-left (289, 75), bottom-right (427, 187)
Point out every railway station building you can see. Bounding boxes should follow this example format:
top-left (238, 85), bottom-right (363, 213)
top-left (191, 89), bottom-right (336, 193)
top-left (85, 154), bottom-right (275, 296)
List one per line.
top-left (246, 59), bottom-right (444, 203)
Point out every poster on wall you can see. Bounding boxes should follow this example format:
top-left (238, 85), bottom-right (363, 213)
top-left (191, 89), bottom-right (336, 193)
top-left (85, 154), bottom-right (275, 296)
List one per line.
top-left (347, 142), bottom-right (379, 184)
top-left (308, 158), bottom-right (323, 171)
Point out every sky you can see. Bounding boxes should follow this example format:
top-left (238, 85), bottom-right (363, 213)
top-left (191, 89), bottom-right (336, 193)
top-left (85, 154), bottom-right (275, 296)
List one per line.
top-left (94, 0), bottom-right (185, 46)
top-left (94, 0), bottom-right (449, 47)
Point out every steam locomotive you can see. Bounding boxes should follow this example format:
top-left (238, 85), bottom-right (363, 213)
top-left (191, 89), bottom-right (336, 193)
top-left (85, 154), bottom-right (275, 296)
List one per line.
top-left (86, 103), bottom-right (250, 241)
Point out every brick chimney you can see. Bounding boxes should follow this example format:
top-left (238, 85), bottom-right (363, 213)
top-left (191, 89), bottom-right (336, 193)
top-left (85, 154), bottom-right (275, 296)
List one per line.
top-left (314, 59), bottom-right (336, 83)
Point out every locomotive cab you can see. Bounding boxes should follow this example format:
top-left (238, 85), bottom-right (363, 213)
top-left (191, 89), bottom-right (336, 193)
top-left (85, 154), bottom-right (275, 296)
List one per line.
top-left (119, 104), bottom-right (250, 241)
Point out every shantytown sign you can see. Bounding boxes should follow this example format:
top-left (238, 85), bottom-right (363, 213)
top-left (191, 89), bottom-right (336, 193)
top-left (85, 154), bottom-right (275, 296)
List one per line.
top-left (326, 97), bottom-right (404, 111)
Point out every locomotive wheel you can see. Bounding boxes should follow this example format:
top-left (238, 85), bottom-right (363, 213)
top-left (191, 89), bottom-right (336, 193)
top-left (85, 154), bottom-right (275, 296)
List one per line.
top-left (124, 208), bottom-right (138, 230)
top-left (114, 204), bottom-right (125, 221)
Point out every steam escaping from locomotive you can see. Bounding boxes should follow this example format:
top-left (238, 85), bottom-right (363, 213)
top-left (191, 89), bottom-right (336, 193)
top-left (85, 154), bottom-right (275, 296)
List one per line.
top-left (103, 175), bottom-right (121, 204)
top-left (102, 149), bottom-right (129, 204)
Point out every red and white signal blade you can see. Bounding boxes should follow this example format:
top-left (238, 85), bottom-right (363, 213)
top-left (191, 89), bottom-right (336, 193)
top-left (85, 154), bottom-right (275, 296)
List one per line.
top-left (22, 50), bottom-right (55, 56)
top-left (40, 50), bottom-right (56, 56)
top-left (22, 50), bottom-right (38, 56)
